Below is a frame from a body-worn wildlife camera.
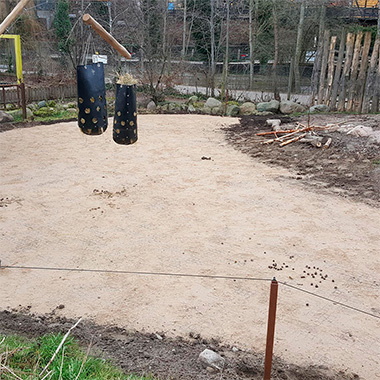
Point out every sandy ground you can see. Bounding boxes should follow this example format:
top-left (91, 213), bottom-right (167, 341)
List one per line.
top-left (0, 115), bottom-right (379, 379)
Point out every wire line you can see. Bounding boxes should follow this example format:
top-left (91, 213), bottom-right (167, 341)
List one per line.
top-left (0, 264), bottom-right (272, 282)
top-left (1, 264), bottom-right (379, 320)
top-left (278, 281), bottom-right (380, 320)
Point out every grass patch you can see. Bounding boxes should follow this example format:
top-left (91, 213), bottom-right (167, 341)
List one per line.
top-left (0, 333), bottom-right (155, 380)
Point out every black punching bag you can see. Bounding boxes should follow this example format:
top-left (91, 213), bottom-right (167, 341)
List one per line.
top-left (77, 62), bottom-right (108, 135)
top-left (113, 84), bottom-right (137, 145)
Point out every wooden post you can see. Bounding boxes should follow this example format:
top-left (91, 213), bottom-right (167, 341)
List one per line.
top-left (82, 14), bottom-right (132, 59)
top-left (337, 33), bottom-right (355, 112)
top-left (346, 31), bottom-right (363, 111)
top-left (0, 0), bottom-right (31, 35)
top-left (330, 31), bottom-right (345, 111)
top-left (362, 39), bottom-right (380, 113)
top-left (317, 30), bottom-right (330, 104)
top-left (19, 82), bottom-right (27, 120)
top-left (263, 279), bottom-right (278, 380)
top-left (324, 36), bottom-right (337, 106)
top-left (354, 32), bottom-right (372, 112)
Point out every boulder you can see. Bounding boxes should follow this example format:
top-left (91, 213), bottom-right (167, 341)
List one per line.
top-left (202, 106), bottom-right (212, 114)
top-left (168, 103), bottom-right (181, 112)
top-left (147, 100), bottom-right (157, 110)
top-left (239, 102), bottom-right (256, 115)
top-left (198, 349), bottom-right (225, 371)
top-left (0, 110), bottom-right (14, 123)
top-left (66, 108), bottom-right (77, 113)
top-left (188, 104), bottom-right (196, 113)
top-left (33, 106), bottom-right (56, 117)
top-left (37, 100), bottom-right (47, 109)
top-left (256, 100), bottom-right (280, 113)
top-left (226, 104), bottom-right (240, 117)
top-left (187, 95), bottom-right (198, 104)
top-left (205, 97), bottom-right (222, 109)
top-left (211, 106), bottom-right (222, 115)
top-left (369, 131), bottom-right (380, 144)
top-left (309, 104), bottom-right (330, 113)
top-left (347, 125), bottom-right (373, 138)
top-left (280, 100), bottom-right (306, 114)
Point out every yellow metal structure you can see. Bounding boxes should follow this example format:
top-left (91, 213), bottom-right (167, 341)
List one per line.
top-left (0, 34), bottom-right (23, 84)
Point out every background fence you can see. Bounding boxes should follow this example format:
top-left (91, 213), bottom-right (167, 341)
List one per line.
top-left (312, 32), bottom-right (380, 112)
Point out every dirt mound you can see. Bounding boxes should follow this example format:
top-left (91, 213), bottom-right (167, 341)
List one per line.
top-left (223, 114), bottom-right (380, 207)
top-left (0, 310), bottom-right (358, 380)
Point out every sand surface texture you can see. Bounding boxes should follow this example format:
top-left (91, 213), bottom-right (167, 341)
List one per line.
top-left (1, 115), bottom-right (379, 379)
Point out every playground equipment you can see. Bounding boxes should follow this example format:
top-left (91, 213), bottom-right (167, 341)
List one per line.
top-left (0, 0), bottom-right (30, 119)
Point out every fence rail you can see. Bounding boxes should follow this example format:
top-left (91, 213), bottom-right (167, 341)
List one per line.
top-left (0, 84), bottom-right (77, 105)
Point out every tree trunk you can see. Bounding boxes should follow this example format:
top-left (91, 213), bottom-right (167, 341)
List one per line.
top-left (182, 0), bottom-right (187, 58)
top-left (249, 0), bottom-right (257, 90)
top-left (210, 0), bottom-right (216, 97)
top-left (294, 1), bottom-right (305, 93)
top-left (272, 0), bottom-right (280, 101)
top-left (310, 4), bottom-right (326, 104)
top-left (221, 0), bottom-right (230, 102)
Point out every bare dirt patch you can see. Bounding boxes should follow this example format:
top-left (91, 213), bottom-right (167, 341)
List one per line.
top-left (0, 310), bottom-right (359, 380)
top-left (223, 114), bottom-right (380, 207)
top-left (0, 115), bottom-right (379, 380)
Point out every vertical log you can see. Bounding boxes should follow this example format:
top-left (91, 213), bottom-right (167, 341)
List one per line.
top-left (263, 279), bottom-right (279, 380)
top-left (330, 31), bottom-right (346, 111)
top-left (371, 48), bottom-right (380, 113)
top-left (310, 5), bottom-right (326, 105)
top-left (337, 33), bottom-right (355, 112)
top-left (324, 36), bottom-right (337, 106)
top-left (354, 32), bottom-right (372, 112)
top-left (362, 38), bottom-right (380, 113)
top-left (347, 32), bottom-right (363, 111)
top-left (317, 30), bottom-right (331, 104)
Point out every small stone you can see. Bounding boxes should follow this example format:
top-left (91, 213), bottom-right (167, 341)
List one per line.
top-left (198, 349), bottom-right (225, 371)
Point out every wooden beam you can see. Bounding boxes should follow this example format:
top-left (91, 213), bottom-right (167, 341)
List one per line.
top-left (0, 0), bottom-right (31, 35)
top-left (82, 14), bottom-right (132, 60)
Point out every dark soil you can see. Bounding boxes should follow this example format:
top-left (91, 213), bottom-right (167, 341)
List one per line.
top-left (0, 309), bottom-right (359, 380)
top-left (223, 115), bottom-right (380, 207)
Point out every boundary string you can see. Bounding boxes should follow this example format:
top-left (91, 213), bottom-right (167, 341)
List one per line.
top-left (1, 264), bottom-right (379, 320)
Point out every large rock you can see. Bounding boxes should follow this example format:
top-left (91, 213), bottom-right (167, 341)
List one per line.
top-left (226, 104), bottom-right (240, 117)
top-left (369, 130), bottom-right (380, 144)
top-left (187, 95), bottom-right (198, 104)
top-left (37, 100), bottom-right (47, 109)
top-left (188, 104), bottom-right (196, 113)
top-left (280, 100), bottom-right (306, 114)
top-left (256, 100), bottom-right (280, 113)
top-left (205, 97), bottom-right (222, 109)
top-left (347, 125), bottom-right (373, 137)
top-left (198, 349), bottom-right (225, 371)
top-left (239, 102), bottom-right (256, 115)
top-left (309, 104), bottom-right (329, 113)
top-left (0, 110), bottom-right (14, 123)
top-left (147, 100), bottom-right (157, 110)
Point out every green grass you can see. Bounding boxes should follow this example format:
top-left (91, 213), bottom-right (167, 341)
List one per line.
top-left (0, 334), bottom-right (155, 380)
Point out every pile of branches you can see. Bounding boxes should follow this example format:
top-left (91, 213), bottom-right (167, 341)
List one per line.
top-left (256, 120), bottom-right (334, 148)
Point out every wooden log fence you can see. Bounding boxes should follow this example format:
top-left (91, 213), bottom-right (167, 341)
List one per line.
top-left (312, 31), bottom-right (380, 113)
top-left (0, 84), bottom-right (77, 106)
